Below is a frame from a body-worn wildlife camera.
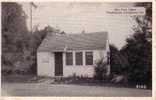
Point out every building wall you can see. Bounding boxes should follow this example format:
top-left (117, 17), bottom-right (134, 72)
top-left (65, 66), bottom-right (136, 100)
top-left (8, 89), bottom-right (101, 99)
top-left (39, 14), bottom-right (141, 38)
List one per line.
top-left (37, 52), bottom-right (54, 77)
top-left (105, 39), bottom-right (110, 76)
top-left (63, 50), bottom-right (107, 78)
top-left (37, 49), bottom-right (109, 77)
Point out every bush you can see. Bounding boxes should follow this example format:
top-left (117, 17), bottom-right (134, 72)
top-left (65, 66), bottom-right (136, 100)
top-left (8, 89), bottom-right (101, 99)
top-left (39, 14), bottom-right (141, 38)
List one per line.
top-left (94, 59), bottom-right (108, 80)
top-left (111, 74), bottom-right (128, 84)
top-left (2, 64), bottom-right (12, 75)
top-left (13, 61), bottom-right (31, 74)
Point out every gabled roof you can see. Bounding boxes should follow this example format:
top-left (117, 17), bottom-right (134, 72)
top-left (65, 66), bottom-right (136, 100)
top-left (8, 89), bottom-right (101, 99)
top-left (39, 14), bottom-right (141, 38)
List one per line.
top-left (37, 31), bottom-right (108, 52)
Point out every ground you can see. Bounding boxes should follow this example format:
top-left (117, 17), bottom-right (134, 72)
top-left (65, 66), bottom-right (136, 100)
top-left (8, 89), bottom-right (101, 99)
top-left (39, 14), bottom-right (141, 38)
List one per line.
top-left (2, 82), bottom-right (152, 96)
top-left (1, 75), bottom-right (152, 96)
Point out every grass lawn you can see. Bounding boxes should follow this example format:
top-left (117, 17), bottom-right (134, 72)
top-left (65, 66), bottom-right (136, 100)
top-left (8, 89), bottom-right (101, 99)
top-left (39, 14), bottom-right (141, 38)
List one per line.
top-left (1, 75), bottom-right (152, 96)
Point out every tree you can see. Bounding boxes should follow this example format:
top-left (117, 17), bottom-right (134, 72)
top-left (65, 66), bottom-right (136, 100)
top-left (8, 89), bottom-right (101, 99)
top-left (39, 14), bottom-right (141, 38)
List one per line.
top-left (2, 2), bottom-right (67, 75)
top-left (2, 3), bottom-right (28, 52)
top-left (110, 44), bottom-right (129, 75)
top-left (121, 3), bottom-right (152, 88)
top-left (94, 59), bottom-right (108, 80)
top-left (134, 3), bottom-right (152, 42)
top-left (2, 2), bottom-right (31, 74)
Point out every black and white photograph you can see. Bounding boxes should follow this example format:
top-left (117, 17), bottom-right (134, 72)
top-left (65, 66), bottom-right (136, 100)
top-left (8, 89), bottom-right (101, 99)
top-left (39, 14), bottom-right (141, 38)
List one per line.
top-left (1, 1), bottom-right (153, 97)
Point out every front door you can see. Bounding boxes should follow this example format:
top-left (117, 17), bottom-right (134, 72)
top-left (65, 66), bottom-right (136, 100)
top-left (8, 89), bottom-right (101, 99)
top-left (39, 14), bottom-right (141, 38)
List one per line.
top-left (55, 52), bottom-right (63, 76)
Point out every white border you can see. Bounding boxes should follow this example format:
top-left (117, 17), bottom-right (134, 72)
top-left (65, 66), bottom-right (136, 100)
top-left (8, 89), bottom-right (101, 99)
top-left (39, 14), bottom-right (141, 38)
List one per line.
top-left (0, 0), bottom-right (155, 100)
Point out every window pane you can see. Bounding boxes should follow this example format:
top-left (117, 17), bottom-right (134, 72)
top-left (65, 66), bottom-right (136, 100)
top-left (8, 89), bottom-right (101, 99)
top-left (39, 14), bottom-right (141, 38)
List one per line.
top-left (85, 52), bottom-right (93, 65)
top-left (76, 52), bottom-right (83, 65)
top-left (66, 52), bottom-right (73, 65)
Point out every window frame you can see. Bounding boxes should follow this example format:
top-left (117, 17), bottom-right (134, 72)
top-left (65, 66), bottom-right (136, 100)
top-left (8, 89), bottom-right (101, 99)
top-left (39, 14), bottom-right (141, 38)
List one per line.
top-left (85, 51), bottom-right (93, 65)
top-left (65, 52), bottom-right (73, 66)
top-left (75, 51), bottom-right (83, 66)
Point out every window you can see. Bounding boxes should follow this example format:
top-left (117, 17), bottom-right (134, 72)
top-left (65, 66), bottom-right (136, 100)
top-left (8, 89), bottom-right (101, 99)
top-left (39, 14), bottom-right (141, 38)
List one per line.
top-left (66, 52), bottom-right (73, 65)
top-left (76, 52), bottom-right (83, 65)
top-left (85, 52), bottom-right (93, 65)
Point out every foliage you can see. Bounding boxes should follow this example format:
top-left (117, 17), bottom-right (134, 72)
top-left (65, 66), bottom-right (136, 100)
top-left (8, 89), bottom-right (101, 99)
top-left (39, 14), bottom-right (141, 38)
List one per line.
top-left (2, 2), bottom-right (66, 75)
top-left (120, 3), bottom-right (152, 88)
top-left (2, 3), bottom-right (29, 53)
top-left (110, 44), bottom-right (129, 75)
top-left (1, 3), bottom-right (45, 75)
top-left (94, 59), bottom-right (108, 80)
top-left (111, 74), bottom-right (128, 84)
top-left (121, 32), bottom-right (152, 87)
top-left (2, 2), bottom-right (30, 74)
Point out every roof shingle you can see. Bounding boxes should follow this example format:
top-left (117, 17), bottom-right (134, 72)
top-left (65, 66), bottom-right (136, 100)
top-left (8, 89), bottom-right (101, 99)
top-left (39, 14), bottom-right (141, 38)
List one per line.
top-left (37, 31), bottom-right (108, 52)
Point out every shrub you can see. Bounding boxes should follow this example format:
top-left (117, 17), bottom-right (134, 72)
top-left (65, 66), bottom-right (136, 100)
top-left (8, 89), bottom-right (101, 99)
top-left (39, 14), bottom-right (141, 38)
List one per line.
top-left (94, 59), bottom-right (108, 80)
top-left (13, 61), bottom-right (31, 74)
top-left (111, 74), bottom-right (128, 84)
top-left (2, 64), bottom-right (12, 75)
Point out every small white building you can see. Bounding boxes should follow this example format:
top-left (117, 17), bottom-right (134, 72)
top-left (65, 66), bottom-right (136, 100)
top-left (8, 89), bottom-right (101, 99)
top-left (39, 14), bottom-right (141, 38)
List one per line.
top-left (37, 32), bottom-right (110, 78)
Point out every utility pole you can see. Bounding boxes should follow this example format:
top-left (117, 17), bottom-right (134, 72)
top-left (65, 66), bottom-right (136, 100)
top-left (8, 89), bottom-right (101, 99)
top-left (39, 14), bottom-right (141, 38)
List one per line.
top-left (30, 2), bottom-right (37, 33)
top-left (30, 2), bottom-right (32, 33)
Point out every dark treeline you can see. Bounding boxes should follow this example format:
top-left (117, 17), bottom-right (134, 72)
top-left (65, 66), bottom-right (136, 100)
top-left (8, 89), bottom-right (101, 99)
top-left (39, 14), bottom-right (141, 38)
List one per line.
top-left (2, 2), bottom-right (64, 75)
top-left (110, 2), bottom-right (152, 88)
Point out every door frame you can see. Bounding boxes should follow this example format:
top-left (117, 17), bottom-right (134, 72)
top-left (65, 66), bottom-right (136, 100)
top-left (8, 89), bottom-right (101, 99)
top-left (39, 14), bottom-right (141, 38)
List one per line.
top-left (54, 52), bottom-right (63, 76)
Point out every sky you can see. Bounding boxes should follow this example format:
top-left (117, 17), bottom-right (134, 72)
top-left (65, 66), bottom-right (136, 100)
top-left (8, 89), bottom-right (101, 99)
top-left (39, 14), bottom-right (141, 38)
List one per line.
top-left (20, 2), bottom-right (138, 49)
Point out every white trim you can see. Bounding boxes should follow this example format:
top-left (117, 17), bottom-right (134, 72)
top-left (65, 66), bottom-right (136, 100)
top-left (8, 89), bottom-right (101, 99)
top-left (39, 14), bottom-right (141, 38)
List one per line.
top-left (75, 51), bottom-right (83, 66)
top-left (73, 51), bottom-right (76, 66)
top-left (65, 51), bottom-right (73, 66)
top-left (85, 51), bottom-right (94, 66)
top-left (64, 50), bottom-right (96, 67)
top-left (83, 51), bottom-right (85, 66)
